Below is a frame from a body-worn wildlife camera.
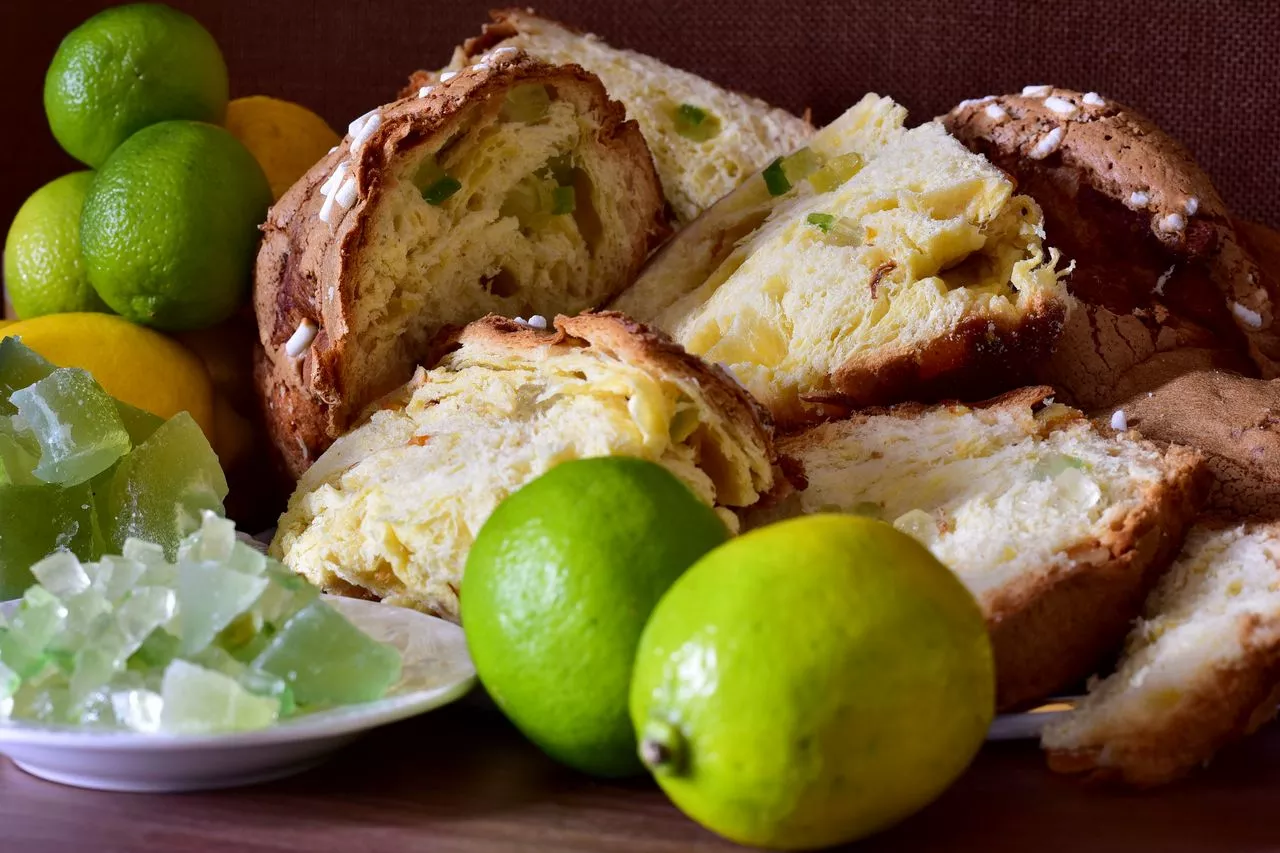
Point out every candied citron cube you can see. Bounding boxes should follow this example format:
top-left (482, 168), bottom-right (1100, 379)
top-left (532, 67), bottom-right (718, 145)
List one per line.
top-left (0, 338), bottom-right (55, 415)
top-left (12, 369), bottom-right (131, 486)
top-left (0, 482), bottom-right (100, 599)
top-left (159, 659), bottom-right (280, 734)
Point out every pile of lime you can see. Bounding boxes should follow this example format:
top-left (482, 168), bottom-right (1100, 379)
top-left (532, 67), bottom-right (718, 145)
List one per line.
top-left (0, 512), bottom-right (400, 733)
top-left (0, 337), bottom-right (226, 599)
top-left (463, 457), bottom-right (997, 849)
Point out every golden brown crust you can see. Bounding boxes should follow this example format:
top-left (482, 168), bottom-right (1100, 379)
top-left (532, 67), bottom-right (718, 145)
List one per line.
top-left (254, 54), bottom-right (668, 480)
top-left (943, 89), bottom-right (1276, 406)
top-left (1106, 370), bottom-right (1280, 519)
top-left (989, 442), bottom-right (1209, 710)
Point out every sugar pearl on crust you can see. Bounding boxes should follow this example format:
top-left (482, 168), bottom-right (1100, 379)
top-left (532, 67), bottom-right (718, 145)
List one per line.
top-left (1184, 196), bottom-right (1200, 215)
top-left (958, 96), bottom-right (996, 109)
top-left (1158, 212), bottom-right (1186, 233)
top-left (984, 103), bottom-right (1009, 121)
top-left (1022, 84), bottom-right (1053, 97)
top-left (491, 46), bottom-right (519, 59)
top-left (285, 320), bottom-right (318, 358)
top-left (1044, 96), bottom-right (1078, 117)
top-left (1082, 91), bottom-right (1106, 107)
top-left (1129, 190), bottom-right (1150, 208)
top-left (527, 315), bottom-right (549, 330)
top-left (1029, 126), bottom-right (1064, 159)
top-left (348, 109), bottom-right (377, 137)
top-left (439, 70), bottom-right (458, 82)
top-left (1232, 302), bottom-right (1264, 329)
top-left (417, 86), bottom-right (433, 98)
top-left (1110, 409), bottom-right (1128, 430)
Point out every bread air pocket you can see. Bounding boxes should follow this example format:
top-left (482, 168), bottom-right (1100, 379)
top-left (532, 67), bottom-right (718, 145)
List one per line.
top-left (612, 94), bottom-right (1074, 428)
top-left (254, 53), bottom-right (668, 479)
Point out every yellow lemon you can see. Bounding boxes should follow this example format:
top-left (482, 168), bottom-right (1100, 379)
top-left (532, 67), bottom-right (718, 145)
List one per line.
top-left (1, 313), bottom-right (215, 440)
top-left (225, 96), bottom-right (340, 200)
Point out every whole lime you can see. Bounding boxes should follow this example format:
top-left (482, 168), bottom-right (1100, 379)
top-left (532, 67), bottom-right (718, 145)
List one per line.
top-left (44, 3), bottom-right (228, 168)
top-left (462, 457), bottom-right (728, 777)
top-left (80, 120), bottom-right (272, 330)
top-left (4, 172), bottom-right (111, 319)
top-left (631, 515), bottom-right (995, 850)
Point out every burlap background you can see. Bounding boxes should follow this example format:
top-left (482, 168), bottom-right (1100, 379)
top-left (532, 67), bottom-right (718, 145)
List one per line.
top-left (4, 0), bottom-right (1278, 231)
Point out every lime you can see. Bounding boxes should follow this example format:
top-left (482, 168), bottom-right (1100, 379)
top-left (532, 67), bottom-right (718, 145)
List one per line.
top-left (2, 312), bottom-right (215, 439)
top-left (3, 172), bottom-right (111, 319)
top-left (631, 515), bottom-right (995, 850)
top-left (44, 3), bottom-right (228, 168)
top-left (226, 96), bottom-right (341, 200)
top-left (462, 457), bottom-right (728, 777)
top-left (80, 120), bottom-right (271, 331)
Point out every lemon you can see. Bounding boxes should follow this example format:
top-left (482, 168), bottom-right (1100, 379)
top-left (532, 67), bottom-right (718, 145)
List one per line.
top-left (631, 515), bottom-right (994, 850)
top-left (462, 457), bottom-right (728, 777)
top-left (4, 172), bottom-right (111, 319)
top-left (226, 96), bottom-right (341, 200)
top-left (1, 313), bottom-right (215, 440)
top-left (44, 3), bottom-right (228, 168)
top-left (80, 120), bottom-right (272, 331)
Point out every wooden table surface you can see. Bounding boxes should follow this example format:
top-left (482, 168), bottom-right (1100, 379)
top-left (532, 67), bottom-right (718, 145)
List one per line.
top-left (3, 699), bottom-right (1279, 853)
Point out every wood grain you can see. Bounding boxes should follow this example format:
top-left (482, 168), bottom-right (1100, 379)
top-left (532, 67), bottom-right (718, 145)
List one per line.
top-left (6, 700), bottom-right (1280, 852)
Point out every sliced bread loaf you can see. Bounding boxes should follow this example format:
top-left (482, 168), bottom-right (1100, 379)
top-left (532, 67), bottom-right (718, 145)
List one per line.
top-left (746, 387), bottom-right (1208, 709)
top-left (612, 95), bottom-right (1073, 427)
top-left (1043, 520), bottom-right (1280, 786)
top-left (412, 9), bottom-right (814, 225)
top-left (255, 53), bottom-right (667, 478)
top-left (272, 312), bottom-right (781, 622)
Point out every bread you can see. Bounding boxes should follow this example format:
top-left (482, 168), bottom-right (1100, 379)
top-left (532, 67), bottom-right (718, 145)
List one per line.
top-left (255, 52), bottom-right (668, 479)
top-left (1043, 519), bottom-right (1280, 786)
top-left (409, 8), bottom-right (814, 225)
top-left (271, 312), bottom-right (782, 621)
top-left (745, 387), bottom-right (1208, 709)
top-left (611, 94), bottom-right (1073, 428)
top-left (943, 89), bottom-right (1275, 408)
top-left (1105, 370), bottom-right (1280, 519)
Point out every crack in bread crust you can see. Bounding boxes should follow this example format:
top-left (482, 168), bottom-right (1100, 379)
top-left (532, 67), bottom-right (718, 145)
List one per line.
top-left (254, 53), bottom-right (668, 480)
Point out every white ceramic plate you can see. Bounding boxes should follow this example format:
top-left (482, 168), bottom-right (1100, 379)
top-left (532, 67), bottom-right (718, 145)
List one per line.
top-left (0, 596), bottom-right (476, 792)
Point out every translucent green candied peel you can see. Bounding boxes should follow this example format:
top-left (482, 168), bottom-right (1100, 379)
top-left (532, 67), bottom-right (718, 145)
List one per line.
top-left (11, 369), bottom-right (131, 487)
top-left (0, 482), bottom-right (100, 600)
top-left (0, 337), bottom-right (56, 416)
top-left (0, 513), bottom-right (402, 733)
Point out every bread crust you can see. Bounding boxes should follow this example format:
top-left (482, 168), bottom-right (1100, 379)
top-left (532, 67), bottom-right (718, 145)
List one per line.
top-left (254, 53), bottom-right (667, 480)
top-left (1046, 519), bottom-right (1280, 786)
top-left (943, 89), bottom-right (1276, 407)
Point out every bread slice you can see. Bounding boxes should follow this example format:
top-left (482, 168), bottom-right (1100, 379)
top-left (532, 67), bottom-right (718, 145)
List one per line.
top-left (1043, 520), bottom-right (1280, 786)
top-left (255, 52), bottom-right (668, 479)
top-left (745, 387), bottom-right (1208, 709)
top-left (943, 89), bottom-right (1273, 408)
top-left (410, 8), bottom-right (814, 225)
top-left (271, 312), bottom-right (782, 622)
top-left (611, 95), bottom-right (1073, 428)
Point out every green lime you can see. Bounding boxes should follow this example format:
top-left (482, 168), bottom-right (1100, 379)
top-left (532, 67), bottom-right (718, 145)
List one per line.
top-left (4, 172), bottom-right (111, 319)
top-left (80, 120), bottom-right (271, 331)
top-left (44, 3), bottom-right (229, 168)
top-left (462, 457), bottom-right (728, 777)
top-left (631, 515), bottom-right (995, 850)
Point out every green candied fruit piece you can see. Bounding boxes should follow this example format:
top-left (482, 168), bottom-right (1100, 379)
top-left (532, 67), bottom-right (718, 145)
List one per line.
top-left (1032, 453), bottom-right (1089, 480)
top-left (671, 103), bottom-right (722, 142)
top-left (0, 417), bottom-right (39, 485)
top-left (158, 659), bottom-right (280, 734)
top-left (31, 550), bottom-right (91, 599)
top-left (177, 511), bottom-right (238, 565)
top-left (191, 645), bottom-right (295, 716)
top-left (176, 557), bottom-right (268, 655)
top-left (806, 212), bottom-right (836, 232)
top-left (103, 412), bottom-right (228, 558)
top-left (123, 538), bottom-right (177, 587)
top-left (0, 338), bottom-right (56, 415)
top-left (5, 668), bottom-right (70, 723)
top-left (256, 563), bottom-right (321, 628)
top-left (12, 368), bottom-right (132, 486)
top-left (92, 555), bottom-right (146, 604)
top-left (114, 401), bottom-right (164, 447)
top-left (128, 628), bottom-right (180, 671)
top-left (0, 482), bottom-right (100, 599)
top-left (500, 83), bottom-right (552, 123)
top-left (254, 600), bottom-right (401, 706)
top-left (68, 586), bottom-right (175, 710)
top-left (0, 586), bottom-right (68, 679)
top-left (807, 151), bottom-right (864, 193)
top-left (550, 185), bottom-right (576, 215)
top-left (0, 660), bottom-right (19, 701)
top-left (111, 687), bottom-right (163, 733)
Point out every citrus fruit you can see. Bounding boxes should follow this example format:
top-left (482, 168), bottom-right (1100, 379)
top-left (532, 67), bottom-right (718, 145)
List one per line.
top-left (80, 120), bottom-right (272, 331)
top-left (462, 457), bottom-right (728, 777)
top-left (3, 172), bottom-right (111, 319)
top-left (1, 313), bottom-right (215, 439)
top-left (631, 515), bottom-right (995, 850)
top-left (226, 96), bottom-right (341, 200)
top-left (44, 4), bottom-right (228, 168)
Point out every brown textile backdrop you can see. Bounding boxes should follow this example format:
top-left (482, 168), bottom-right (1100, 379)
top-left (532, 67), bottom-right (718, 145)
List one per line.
top-left (3, 0), bottom-right (1278, 233)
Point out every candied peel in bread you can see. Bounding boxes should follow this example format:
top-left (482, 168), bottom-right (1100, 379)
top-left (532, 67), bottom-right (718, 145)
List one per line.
top-left (1043, 519), bottom-right (1280, 786)
top-left (746, 387), bottom-right (1208, 710)
top-left (612, 95), bottom-right (1073, 428)
top-left (407, 8), bottom-right (814, 225)
top-left (271, 312), bottom-right (782, 622)
top-left (943, 88), bottom-right (1275, 408)
top-left (255, 52), bottom-right (667, 479)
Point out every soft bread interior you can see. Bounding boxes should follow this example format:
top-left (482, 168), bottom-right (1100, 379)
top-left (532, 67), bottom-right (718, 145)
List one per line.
top-left (351, 82), bottom-right (638, 408)
top-left (1042, 522), bottom-right (1280, 774)
top-left (752, 396), bottom-right (1180, 605)
top-left (451, 13), bottom-right (814, 223)
top-left (613, 94), bottom-right (1070, 421)
top-left (274, 322), bottom-right (774, 621)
